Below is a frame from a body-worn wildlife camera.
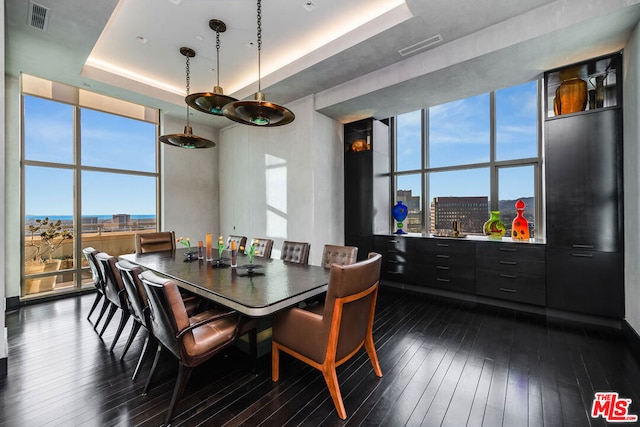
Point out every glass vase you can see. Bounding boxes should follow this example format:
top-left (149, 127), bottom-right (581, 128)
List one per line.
top-left (511, 200), bottom-right (530, 240)
top-left (392, 201), bottom-right (408, 235)
top-left (483, 211), bottom-right (506, 239)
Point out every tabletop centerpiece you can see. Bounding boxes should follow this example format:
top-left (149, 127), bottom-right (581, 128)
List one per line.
top-left (212, 235), bottom-right (230, 268)
top-left (176, 237), bottom-right (196, 261)
top-left (239, 239), bottom-right (263, 275)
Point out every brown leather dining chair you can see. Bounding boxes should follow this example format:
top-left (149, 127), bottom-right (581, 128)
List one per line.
top-left (135, 231), bottom-right (176, 253)
top-left (83, 246), bottom-right (110, 327)
top-left (252, 238), bottom-right (274, 259)
top-left (139, 270), bottom-right (254, 426)
top-left (321, 244), bottom-right (358, 268)
top-left (271, 253), bottom-right (383, 419)
top-left (280, 241), bottom-right (310, 264)
top-left (96, 252), bottom-right (131, 352)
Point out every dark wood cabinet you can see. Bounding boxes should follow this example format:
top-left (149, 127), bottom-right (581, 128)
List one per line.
top-left (344, 118), bottom-right (390, 260)
top-left (373, 235), bottom-right (414, 282)
top-left (544, 53), bottom-right (624, 319)
top-left (476, 242), bottom-right (546, 306)
top-left (413, 238), bottom-right (476, 294)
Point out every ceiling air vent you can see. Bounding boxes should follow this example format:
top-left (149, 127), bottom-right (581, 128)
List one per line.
top-left (28, 1), bottom-right (50, 31)
top-left (398, 34), bottom-right (443, 57)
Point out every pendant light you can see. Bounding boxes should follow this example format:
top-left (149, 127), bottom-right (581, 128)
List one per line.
top-left (185, 19), bottom-right (237, 116)
top-left (222, 0), bottom-right (295, 126)
top-left (159, 47), bottom-right (216, 149)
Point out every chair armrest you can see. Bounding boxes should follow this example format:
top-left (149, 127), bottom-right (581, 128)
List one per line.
top-left (273, 307), bottom-right (325, 349)
top-left (175, 309), bottom-right (237, 339)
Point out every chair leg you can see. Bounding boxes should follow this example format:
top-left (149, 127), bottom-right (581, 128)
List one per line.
top-left (271, 342), bottom-right (280, 381)
top-left (109, 310), bottom-right (131, 352)
top-left (143, 345), bottom-right (163, 395)
top-left (364, 333), bottom-right (382, 377)
top-left (164, 364), bottom-right (193, 427)
top-left (322, 366), bottom-right (347, 420)
top-left (132, 335), bottom-right (155, 381)
top-left (120, 321), bottom-right (142, 360)
top-left (99, 305), bottom-right (118, 337)
top-left (94, 299), bottom-right (111, 330)
top-left (87, 292), bottom-right (103, 321)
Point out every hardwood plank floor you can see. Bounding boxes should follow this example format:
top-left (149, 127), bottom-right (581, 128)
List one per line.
top-left (2, 288), bottom-right (640, 426)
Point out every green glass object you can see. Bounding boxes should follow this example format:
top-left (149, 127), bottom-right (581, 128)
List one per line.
top-left (483, 211), bottom-right (506, 239)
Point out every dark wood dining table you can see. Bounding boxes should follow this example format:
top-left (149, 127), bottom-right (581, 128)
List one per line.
top-left (119, 248), bottom-right (330, 317)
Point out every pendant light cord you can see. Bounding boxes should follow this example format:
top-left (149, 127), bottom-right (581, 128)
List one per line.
top-left (257, 0), bottom-right (262, 93)
top-left (216, 30), bottom-right (221, 87)
top-left (185, 53), bottom-right (191, 128)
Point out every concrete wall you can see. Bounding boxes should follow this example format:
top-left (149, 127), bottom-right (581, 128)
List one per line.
top-left (624, 20), bottom-right (640, 336)
top-left (218, 95), bottom-right (344, 266)
top-left (1, 0), bottom-right (7, 371)
top-left (161, 114), bottom-right (220, 245)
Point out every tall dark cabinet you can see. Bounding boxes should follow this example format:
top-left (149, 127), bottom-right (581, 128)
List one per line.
top-left (344, 118), bottom-right (389, 260)
top-left (544, 53), bottom-right (624, 318)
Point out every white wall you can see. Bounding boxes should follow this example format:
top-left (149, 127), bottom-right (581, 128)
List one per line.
top-left (624, 20), bottom-right (640, 336)
top-left (161, 114), bottom-right (220, 245)
top-left (218, 95), bottom-right (344, 265)
top-left (1, 0), bottom-right (8, 365)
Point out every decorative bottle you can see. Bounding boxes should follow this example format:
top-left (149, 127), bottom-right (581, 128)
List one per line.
top-left (483, 211), bottom-right (506, 239)
top-left (511, 200), bottom-right (530, 240)
top-left (392, 201), bottom-right (408, 234)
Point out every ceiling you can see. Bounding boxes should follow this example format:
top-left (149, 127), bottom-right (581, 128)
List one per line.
top-left (5, 0), bottom-right (640, 128)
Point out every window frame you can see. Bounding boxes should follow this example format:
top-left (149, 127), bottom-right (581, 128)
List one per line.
top-left (390, 80), bottom-right (543, 238)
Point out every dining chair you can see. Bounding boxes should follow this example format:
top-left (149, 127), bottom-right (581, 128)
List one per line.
top-left (252, 238), bottom-right (274, 259)
top-left (96, 252), bottom-right (131, 352)
top-left (271, 253), bottom-right (383, 420)
top-left (280, 241), bottom-right (310, 264)
top-left (227, 235), bottom-right (247, 251)
top-left (82, 246), bottom-right (110, 327)
top-left (139, 270), bottom-right (255, 425)
top-left (321, 244), bottom-right (358, 268)
top-left (115, 259), bottom-right (154, 380)
top-left (135, 231), bottom-right (176, 254)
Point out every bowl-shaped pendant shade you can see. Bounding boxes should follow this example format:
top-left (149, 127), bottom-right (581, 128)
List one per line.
top-left (222, 92), bottom-right (295, 127)
top-left (186, 86), bottom-right (237, 116)
top-left (159, 125), bottom-right (216, 149)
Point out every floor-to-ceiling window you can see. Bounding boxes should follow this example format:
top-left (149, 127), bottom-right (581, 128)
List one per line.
top-left (21, 74), bottom-right (159, 298)
top-left (391, 80), bottom-right (541, 237)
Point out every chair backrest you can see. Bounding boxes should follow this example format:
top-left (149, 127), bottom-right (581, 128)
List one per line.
top-left (82, 246), bottom-right (103, 289)
top-left (135, 231), bottom-right (176, 254)
top-left (280, 241), bottom-right (310, 264)
top-left (227, 235), bottom-right (247, 251)
top-left (253, 238), bottom-right (274, 259)
top-left (116, 259), bottom-right (148, 327)
top-left (322, 253), bottom-right (382, 361)
top-left (139, 270), bottom-right (181, 358)
top-left (96, 252), bottom-right (127, 309)
top-left (321, 244), bottom-right (358, 268)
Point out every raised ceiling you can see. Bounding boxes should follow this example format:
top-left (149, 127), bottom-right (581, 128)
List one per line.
top-left (5, 0), bottom-right (640, 127)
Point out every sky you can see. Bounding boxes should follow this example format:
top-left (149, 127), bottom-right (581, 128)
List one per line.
top-left (23, 96), bottom-right (157, 216)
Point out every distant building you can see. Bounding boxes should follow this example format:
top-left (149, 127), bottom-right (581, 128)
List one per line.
top-left (112, 214), bottom-right (131, 231)
top-left (430, 196), bottom-right (488, 234)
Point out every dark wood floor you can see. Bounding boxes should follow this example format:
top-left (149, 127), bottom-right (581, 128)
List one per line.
top-left (2, 289), bottom-right (640, 427)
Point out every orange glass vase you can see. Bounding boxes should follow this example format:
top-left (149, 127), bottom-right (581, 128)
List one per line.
top-left (553, 78), bottom-right (587, 116)
top-left (511, 200), bottom-right (530, 240)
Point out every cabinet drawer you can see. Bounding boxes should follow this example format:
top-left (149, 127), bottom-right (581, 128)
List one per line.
top-left (415, 264), bottom-right (476, 294)
top-left (476, 269), bottom-right (545, 305)
top-left (476, 256), bottom-right (545, 275)
top-left (415, 239), bottom-right (475, 268)
top-left (476, 242), bottom-right (544, 260)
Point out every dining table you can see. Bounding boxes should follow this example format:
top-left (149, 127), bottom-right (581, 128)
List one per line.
top-left (119, 248), bottom-right (331, 317)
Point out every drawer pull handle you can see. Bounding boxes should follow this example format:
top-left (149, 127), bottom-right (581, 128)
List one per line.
top-left (436, 243), bottom-right (450, 247)
top-left (436, 254), bottom-right (450, 259)
top-left (388, 260), bottom-right (398, 264)
top-left (388, 271), bottom-right (402, 275)
top-left (388, 249), bottom-right (398, 253)
top-left (437, 278), bottom-right (450, 283)
top-left (436, 266), bottom-right (450, 270)
top-left (499, 247), bottom-right (516, 252)
top-left (572, 244), bottom-right (594, 249)
top-left (571, 253), bottom-right (593, 258)
top-left (499, 287), bottom-right (517, 293)
top-left (499, 260), bottom-right (517, 265)
top-left (499, 273), bottom-right (517, 279)
top-left (389, 240), bottom-right (399, 243)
